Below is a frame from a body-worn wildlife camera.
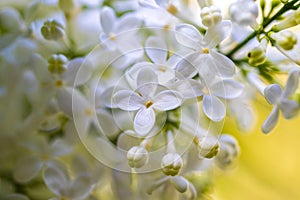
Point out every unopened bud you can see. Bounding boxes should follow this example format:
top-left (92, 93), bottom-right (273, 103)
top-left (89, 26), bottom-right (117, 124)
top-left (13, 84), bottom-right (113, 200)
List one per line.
top-left (41, 19), bottom-right (64, 40)
top-left (48, 54), bottom-right (68, 74)
top-left (229, 0), bottom-right (258, 26)
top-left (248, 39), bottom-right (268, 66)
top-left (161, 153), bottom-right (183, 176)
top-left (274, 30), bottom-right (297, 50)
top-left (127, 146), bottom-right (149, 168)
top-left (215, 134), bottom-right (239, 168)
top-left (170, 176), bottom-right (189, 193)
top-left (272, 8), bottom-right (300, 32)
top-left (197, 136), bottom-right (219, 159)
top-left (198, 0), bottom-right (212, 8)
top-left (201, 6), bottom-right (222, 27)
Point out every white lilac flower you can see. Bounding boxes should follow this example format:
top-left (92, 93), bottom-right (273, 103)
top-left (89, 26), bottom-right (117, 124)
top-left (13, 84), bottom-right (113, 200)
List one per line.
top-left (140, 0), bottom-right (201, 25)
top-left (147, 175), bottom-right (196, 198)
top-left (114, 67), bottom-right (183, 136)
top-left (175, 22), bottom-right (236, 81)
top-left (126, 36), bottom-right (180, 85)
top-left (262, 68), bottom-right (300, 133)
top-left (99, 6), bottom-right (142, 55)
top-left (13, 137), bottom-right (72, 183)
top-left (200, 77), bottom-right (244, 121)
top-left (43, 164), bottom-right (94, 200)
top-left (229, 0), bottom-right (259, 26)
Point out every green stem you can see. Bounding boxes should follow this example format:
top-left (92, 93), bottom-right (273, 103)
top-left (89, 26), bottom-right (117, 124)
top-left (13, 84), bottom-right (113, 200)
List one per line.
top-left (227, 0), bottom-right (299, 58)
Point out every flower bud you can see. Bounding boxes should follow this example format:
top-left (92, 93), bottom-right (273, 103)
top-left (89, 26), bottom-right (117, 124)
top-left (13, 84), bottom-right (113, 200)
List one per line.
top-left (197, 136), bottom-right (219, 159)
top-left (48, 54), bottom-right (68, 74)
top-left (273, 30), bottom-right (297, 50)
top-left (198, 0), bottom-right (213, 8)
top-left (170, 176), bottom-right (189, 193)
top-left (41, 19), bottom-right (65, 40)
top-left (248, 39), bottom-right (268, 66)
top-left (201, 6), bottom-right (222, 27)
top-left (229, 0), bottom-right (258, 26)
top-left (127, 146), bottom-right (149, 168)
top-left (161, 153), bottom-right (183, 176)
top-left (39, 113), bottom-right (67, 133)
top-left (248, 47), bottom-right (266, 66)
top-left (215, 134), bottom-right (239, 168)
top-left (272, 8), bottom-right (300, 31)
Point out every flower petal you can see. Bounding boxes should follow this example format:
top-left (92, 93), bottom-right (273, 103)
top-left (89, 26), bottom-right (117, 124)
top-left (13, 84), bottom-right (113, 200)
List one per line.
top-left (204, 20), bottom-right (232, 48)
top-left (153, 90), bottom-right (183, 111)
top-left (209, 50), bottom-right (236, 77)
top-left (57, 87), bottom-right (88, 117)
top-left (175, 24), bottom-right (202, 50)
top-left (175, 53), bottom-right (199, 79)
top-left (117, 13), bottom-right (142, 32)
top-left (13, 155), bottom-right (43, 183)
top-left (264, 84), bottom-right (282, 105)
top-left (211, 79), bottom-right (244, 99)
top-left (171, 79), bottom-right (204, 99)
top-left (43, 165), bottom-right (68, 196)
top-left (145, 36), bottom-right (168, 64)
top-left (137, 67), bottom-right (158, 97)
top-left (96, 109), bottom-right (120, 139)
top-left (100, 7), bottom-right (116, 33)
top-left (261, 106), bottom-right (280, 134)
top-left (62, 58), bottom-right (93, 86)
top-left (202, 95), bottom-right (226, 121)
top-left (69, 174), bottom-right (93, 199)
top-left (282, 68), bottom-right (300, 98)
top-left (125, 62), bottom-right (154, 89)
top-left (134, 107), bottom-right (155, 136)
top-left (154, 0), bottom-right (168, 7)
top-left (280, 99), bottom-right (299, 119)
top-left (50, 139), bottom-right (73, 157)
top-left (113, 90), bottom-right (143, 111)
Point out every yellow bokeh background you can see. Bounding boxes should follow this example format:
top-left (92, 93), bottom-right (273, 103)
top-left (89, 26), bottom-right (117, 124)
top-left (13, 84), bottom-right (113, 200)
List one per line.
top-left (214, 98), bottom-right (300, 200)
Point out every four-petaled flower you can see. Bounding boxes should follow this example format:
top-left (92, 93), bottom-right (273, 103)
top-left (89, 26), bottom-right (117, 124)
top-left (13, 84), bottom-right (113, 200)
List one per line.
top-left (114, 67), bottom-right (183, 136)
top-left (262, 68), bottom-right (300, 133)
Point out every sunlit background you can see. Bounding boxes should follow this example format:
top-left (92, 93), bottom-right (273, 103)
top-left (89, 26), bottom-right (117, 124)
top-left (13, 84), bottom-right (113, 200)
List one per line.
top-left (214, 97), bottom-right (300, 200)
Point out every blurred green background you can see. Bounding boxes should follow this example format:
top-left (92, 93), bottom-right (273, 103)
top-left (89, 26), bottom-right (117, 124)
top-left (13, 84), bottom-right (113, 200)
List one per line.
top-left (214, 98), bottom-right (300, 200)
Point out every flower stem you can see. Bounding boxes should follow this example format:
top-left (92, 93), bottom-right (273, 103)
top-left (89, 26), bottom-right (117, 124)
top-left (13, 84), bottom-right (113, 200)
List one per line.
top-left (227, 0), bottom-right (299, 58)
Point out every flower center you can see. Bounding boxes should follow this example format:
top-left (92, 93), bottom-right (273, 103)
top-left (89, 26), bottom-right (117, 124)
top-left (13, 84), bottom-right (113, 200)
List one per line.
top-left (144, 100), bottom-right (154, 108)
top-left (159, 66), bottom-right (167, 72)
top-left (109, 33), bottom-right (116, 41)
top-left (55, 80), bottom-right (64, 87)
top-left (163, 24), bottom-right (171, 30)
top-left (167, 4), bottom-right (178, 15)
top-left (201, 48), bottom-right (210, 54)
top-left (85, 108), bottom-right (93, 116)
